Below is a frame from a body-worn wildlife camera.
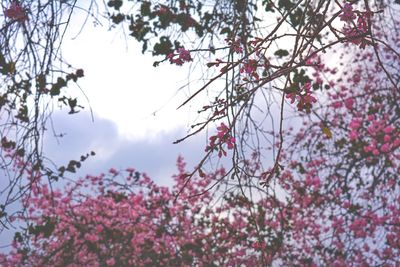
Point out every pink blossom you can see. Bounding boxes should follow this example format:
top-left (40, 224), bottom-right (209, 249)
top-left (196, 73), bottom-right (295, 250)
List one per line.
top-left (95, 225), bottom-right (104, 233)
top-left (344, 98), bottom-right (354, 109)
top-left (226, 137), bottom-right (235, 149)
top-left (339, 3), bottom-right (356, 22)
top-left (109, 168), bottom-right (119, 175)
top-left (349, 118), bottom-right (362, 130)
top-left (167, 47), bottom-right (192, 66)
top-left (287, 83), bottom-right (317, 111)
top-left (4, 2), bottom-right (27, 22)
top-left (384, 135), bottom-right (391, 142)
top-left (312, 177), bottom-right (321, 188)
top-left (349, 130), bottom-right (359, 141)
top-left (240, 59), bottom-right (259, 79)
top-left (84, 233), bottom-right (99, 243)
top-left (286, 93), bottom-right (296, 104)
top-left (332, 101), bottom-right (343, 108)
top-left (380, 143), bottom-right (390, 153)
top-left (357, 13), bottom-right (370, 33)
top-left (393, 138), bottom-right (400, 147)
top-left (383, 126), bottom-right (393, 134)
top-left (106, 258), bottom-right (116, 266)
top-left (177, 48), bottom-right (191, 62)
top-left (206, 123), bottom-right (235, 157)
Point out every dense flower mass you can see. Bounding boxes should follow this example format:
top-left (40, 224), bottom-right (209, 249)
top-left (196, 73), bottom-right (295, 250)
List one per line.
top-left (0, 158), bottom-right (278, 266)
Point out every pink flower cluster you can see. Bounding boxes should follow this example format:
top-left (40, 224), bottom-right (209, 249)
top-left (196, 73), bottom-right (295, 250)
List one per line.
top-left (348, 114), bottom-right (400, 157)
top-left (4, 1), bottom-right (27, 22)
top-left (286, 82), bottom-right (317, 111)
top-left (240, 59), bottom-right (260, 80)
top-left (339, 3), bottom-right (356, 22)
top-left (167, 47), bottom-right (192, 66)
top-left (340, 4), bottom-right (372, 48)
top-left (206, 122), bottom-right (235, 157)
top-left (365, 116), bottom-right (398, 155)
top-left (348, 117), bottom-right (362, 141)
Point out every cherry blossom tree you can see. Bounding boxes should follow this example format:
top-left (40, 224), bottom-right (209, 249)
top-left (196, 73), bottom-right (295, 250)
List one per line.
top-left (0, 99), bottom-right (398, 265)
top-left (0, 0), bottom-right (399, 265)
top-left (0, 156), bottom-right (275, 266)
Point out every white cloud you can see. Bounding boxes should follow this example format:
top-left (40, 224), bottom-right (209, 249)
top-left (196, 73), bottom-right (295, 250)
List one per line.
top-left (60, 10), bottom-right (199, 140)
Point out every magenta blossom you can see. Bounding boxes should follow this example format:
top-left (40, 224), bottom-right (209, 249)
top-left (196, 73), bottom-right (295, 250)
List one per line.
top-left (167, 47), bottom-right (192, 66)
top-left (206, 122), bottom-right (235, 157)
top-left (339, 3), bottom-right (356, 23)
top-left (4, 2), bottom-right (27, 22)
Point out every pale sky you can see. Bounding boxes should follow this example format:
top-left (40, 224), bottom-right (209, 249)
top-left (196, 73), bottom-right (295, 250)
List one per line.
top-left (62, 18), bottom-right (195, 140)
top-left (42, 3), bottom-right (218, 182)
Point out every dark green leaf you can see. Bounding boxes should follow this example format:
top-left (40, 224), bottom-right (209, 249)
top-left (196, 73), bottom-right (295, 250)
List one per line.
top-left (153, 36), bottom-right (173, 56)
top-left (274, 49), bottom-right (289, 57)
